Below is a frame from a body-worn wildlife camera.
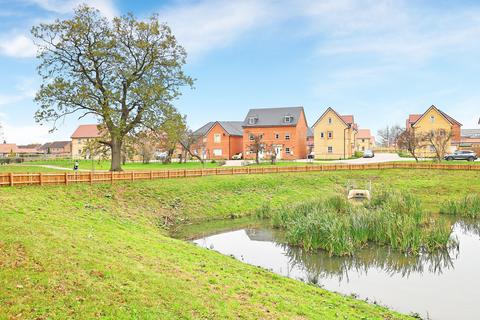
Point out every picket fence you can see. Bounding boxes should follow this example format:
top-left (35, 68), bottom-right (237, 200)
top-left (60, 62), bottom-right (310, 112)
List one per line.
top-left (0, 162), bottom-right (478, 187)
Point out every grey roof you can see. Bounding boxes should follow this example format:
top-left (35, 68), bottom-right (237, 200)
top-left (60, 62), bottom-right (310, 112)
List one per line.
top-left (462, 129), bottom-right (480, 137)
top-left (193, 121), bottom-right (243, 136)
top-left (243, 106), bottom-right (305, 127)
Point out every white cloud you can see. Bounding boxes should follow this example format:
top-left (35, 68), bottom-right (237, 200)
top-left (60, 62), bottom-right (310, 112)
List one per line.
top-left (28, 0), bottom-right (118, 19)
top-left (160, 0), bottom-right (280, 58)
top-left (1, 121), bottom-right (51, 144)
top-left (0, 34), bottom-right (36, 58)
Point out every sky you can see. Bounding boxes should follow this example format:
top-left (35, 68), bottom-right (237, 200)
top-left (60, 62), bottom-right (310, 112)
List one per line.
top-left (0, 0), bottom-right (479, 144)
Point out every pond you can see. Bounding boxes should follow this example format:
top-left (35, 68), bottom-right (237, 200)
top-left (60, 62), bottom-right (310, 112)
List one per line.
top-left (192, 220), bottom-right (480, 320)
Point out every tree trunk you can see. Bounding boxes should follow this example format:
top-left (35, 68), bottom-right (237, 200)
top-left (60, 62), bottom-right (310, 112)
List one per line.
top-left (110, 137), bottom-right (123, 171)
top-left (255, 151), bottom-right (259, 164)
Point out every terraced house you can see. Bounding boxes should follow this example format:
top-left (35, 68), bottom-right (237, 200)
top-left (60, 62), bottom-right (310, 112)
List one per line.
top-left (406, 105), bottom-right (462, 156)
top-left (192, 121), bottom-right (243, 160)
top-left (242, 106), bottom-right (308, 160)
top-left (313, 107), bottom-right (357, 159)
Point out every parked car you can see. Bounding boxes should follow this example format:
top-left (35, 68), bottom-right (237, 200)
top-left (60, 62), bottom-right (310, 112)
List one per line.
top-left (307, 152), bottom-right (315, 160)
top-left (232, 152), bottom-right (243, 160)
top-left (363, 150), bottom-right (375, 158)
top-left (444, 150), bottom-right (477, 161)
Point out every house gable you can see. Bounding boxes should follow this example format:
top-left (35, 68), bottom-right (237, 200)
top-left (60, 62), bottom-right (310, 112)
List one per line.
top-left (312, 107), bottom-right (349, 129)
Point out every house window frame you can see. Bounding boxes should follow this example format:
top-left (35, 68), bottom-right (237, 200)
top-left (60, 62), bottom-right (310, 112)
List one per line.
top-left (284, 115), bottom-right (293, 123)
top-left (248, 117), bottom-right (256, 125)
top-left (327, 131), bottom-right (333, 139)
top-left (274, 133), bottom-right (279, 139)
top-left (327, 146), bottom-right (333, 153)
top-left (328, 117), bottom-right (332, 125)
top-left (213, 133), bottom-right (221, 143)
top-left (430, 115), bottom-right (435, 123)
top-left (320, 132), bottom-right (324, 138)
top-left (285, 147), bottom-right (291, 154)
top-left (213, 148), bottom-right (222, 156)
top-left (285, 133), bottom-right (291, 140)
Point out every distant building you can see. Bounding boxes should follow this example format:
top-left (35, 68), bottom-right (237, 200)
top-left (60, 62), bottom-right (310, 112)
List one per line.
top-left (356, 129), bottom-right (375, 152)
top-left (71, 124), bottom-right (103, 158)
top-left (313, 107), bottom-right (358, 159)
top-left (39, 141), bottom-right (72, 156)
top-left (307, 127), bottom-right (314, 155)
top-left (459, 129), bottom-right (480, 154)
top-left (242, 106), bottom-right (308, 160)
top-left (0, 143), bottom-right (18, 157)
top-left (0, 142), bottom-right (42, 157)
top-left (192, 121), bottom-right (243, 160)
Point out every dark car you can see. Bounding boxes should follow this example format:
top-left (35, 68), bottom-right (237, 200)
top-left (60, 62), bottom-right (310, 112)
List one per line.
top-left (363, 150), bottom-right (375, 158)
top-left (444, 150), bottom-right (477, 162)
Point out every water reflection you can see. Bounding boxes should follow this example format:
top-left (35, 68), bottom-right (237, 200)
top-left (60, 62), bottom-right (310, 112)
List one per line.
top-left (195, 221), bottom-right (480, 319)
top-left (245, 228), bottom-right (459, 282)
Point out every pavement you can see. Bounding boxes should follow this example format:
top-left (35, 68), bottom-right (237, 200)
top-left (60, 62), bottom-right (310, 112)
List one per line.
top-left (336, 153), bottom-right (407, 164)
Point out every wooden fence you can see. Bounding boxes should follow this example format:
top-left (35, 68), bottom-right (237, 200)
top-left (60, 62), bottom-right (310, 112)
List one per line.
top-left (1, 162), bottom-right (479, 188)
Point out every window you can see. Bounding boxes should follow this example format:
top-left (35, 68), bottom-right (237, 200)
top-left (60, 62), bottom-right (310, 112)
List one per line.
top-left (259, 134), bottom-right (264, 140)
top-left (362, 139), bottom-right (365, 143)
top-left (430, 115), bottom-right (435, 123)
top-left (213, 149), bottom-right (222, 156)
top-left (249, 134), bottom-right (255, 141)
top-left (248, 117), bottom-right (257, 125)
top-left (327, 146), bottom-right (333, 153)
top-left (328, 117), bottom-right (332, 124)
top-left (284, 115), bottom-right (293, 123)
top-left (320, 132), bottom-right (324, 138)
top-left (327, 131), bottom-right (333, 139)
top-left (214, 133), bottom-right (221, 143)
top-left (285, 147), bottom-right (291, 154)
top-left (285, 133), bottom-right (291, 140)
top-left (275, 133), bottom-right (279, 139)
top-left (362, 146), bottom-right (365, 151)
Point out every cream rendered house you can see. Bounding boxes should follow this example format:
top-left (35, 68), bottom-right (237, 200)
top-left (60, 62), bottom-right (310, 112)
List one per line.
top-left (356, 129), bottom-right (375, 152)
top-left (313, 107), bottom-right (357, 159)
top-left (406, 105), bottom-right (461, 157)
top-left (71, 124), bottom-right (103, 159)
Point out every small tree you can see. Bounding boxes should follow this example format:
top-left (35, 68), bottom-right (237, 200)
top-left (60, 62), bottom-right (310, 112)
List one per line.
top-left (396, 128), bottom-right (422, 162)
top-left (265, 143), bottom-right (279, 165)
top-left (179, 129), bottom-right (205, 164)
top-left (32, 6), bottom-right (193, 171)
top-left (157, 112), bottom-right (186, 164)
top-left (247, 134), bottom-right (264, 164)
top-left (424, 129), bottom-right (453, 162)
top-left (378, 125), bottom-right (402, 148)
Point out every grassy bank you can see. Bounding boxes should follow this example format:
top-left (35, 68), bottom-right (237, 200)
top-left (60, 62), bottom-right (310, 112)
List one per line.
top-left (0, 172), bottom-right (429, 319)
top-left (440, 194), bottom-right (480, 218)
top-left (258, 191), bottom-right (454, 256)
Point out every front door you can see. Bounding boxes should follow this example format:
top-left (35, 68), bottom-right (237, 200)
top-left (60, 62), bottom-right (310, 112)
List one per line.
top-left (275, 145), bottom-right (282, 160)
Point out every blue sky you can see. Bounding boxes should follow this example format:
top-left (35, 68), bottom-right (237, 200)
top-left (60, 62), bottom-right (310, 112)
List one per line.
top-left (0, 0), bottom-right (479, 144)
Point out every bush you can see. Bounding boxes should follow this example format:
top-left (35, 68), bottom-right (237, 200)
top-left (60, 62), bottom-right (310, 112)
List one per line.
top-left (261, 191), bottom-right (455, 256)
top-left (354, 151), bottom-right (364, 158)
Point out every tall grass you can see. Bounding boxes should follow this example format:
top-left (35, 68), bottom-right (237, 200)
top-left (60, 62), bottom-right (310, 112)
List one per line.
top-left (440, 194), bottom-right (480, 218)
top-left (258, 190), bottom-right (455, 256)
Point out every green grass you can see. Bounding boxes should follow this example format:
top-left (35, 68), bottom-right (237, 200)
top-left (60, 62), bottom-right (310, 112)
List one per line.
top-left (440, 194), bottom-right (480, 218)
top-left (0, 165), bottom-right (67, 172)
top-left (258, 191), bottom-right (454, 256)
top-left (0, 171), bottom-right (426, 319)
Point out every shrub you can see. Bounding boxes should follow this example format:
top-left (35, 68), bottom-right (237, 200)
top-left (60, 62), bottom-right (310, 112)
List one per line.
top-left (354, 151), bottom-right (364, 158)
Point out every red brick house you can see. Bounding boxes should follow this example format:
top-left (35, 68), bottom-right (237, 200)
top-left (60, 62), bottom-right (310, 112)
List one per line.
top-left (242, 106), bottom-right (308, 160)
top-left (192, 121), bottom-right (243, 160)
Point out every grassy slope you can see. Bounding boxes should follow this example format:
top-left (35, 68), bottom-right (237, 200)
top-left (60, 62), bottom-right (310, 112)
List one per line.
top-left (3, 169), bottom-right (479, 319)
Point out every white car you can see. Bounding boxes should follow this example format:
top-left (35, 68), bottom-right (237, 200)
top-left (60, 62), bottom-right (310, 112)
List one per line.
top-left (232, 152), bottom-right (243, 160)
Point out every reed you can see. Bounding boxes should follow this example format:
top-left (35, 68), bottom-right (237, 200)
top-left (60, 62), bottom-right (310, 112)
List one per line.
top-left (440, 194), bottom-right (480, 218)
top-left (261, 191), bottom-right (454, 256)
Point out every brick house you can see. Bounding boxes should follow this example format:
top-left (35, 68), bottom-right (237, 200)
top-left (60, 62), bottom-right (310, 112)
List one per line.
top-left (307, 127), bottom-right (314, 155)
top-left (242, 106), bottom-right (308, 160)
top-left (71, 124), bottom-right (103, 158)
top-left (458, 129), bottom-right (480, 154)
top-left (39, 141), bottom-right (72, 155)
top-left (406, 105), bottom-right (462, 156)
top-left (192, 121), bottom-right (243, 160)
top-left (313, 107), bottom-right (358, 159)
top-left (356, 129), bottom-right (375, 152)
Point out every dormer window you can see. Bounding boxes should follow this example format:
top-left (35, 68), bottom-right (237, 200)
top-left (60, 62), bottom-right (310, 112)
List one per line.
top-left (284, 115), bottom-right (293, 123)
top-left (248, 117), bottom-right (257, 125)
top-left (430, 115), bottom-right (435, 123)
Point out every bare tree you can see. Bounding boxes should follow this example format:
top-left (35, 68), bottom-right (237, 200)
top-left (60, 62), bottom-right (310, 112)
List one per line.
top-left (247, 134), bottom-right (264, 164)
top-left (424, 129), bottom-right (453, 162)
top-left (378, 125), bottom-right (402, 148)
top-left (396, 128), bottom-right (423, 162)
top-left (265, 143), bottom-right (279, 165)
top-left (179, 129), bottom-right (205, 163)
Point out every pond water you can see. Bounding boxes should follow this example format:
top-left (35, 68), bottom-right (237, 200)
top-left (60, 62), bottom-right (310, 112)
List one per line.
top-left (193, 220), bottom-right (480, 320)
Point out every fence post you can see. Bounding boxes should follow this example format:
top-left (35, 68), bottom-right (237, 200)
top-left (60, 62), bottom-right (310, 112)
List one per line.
top-left (39, 173), bottom-right (43, 186)
top-left (9, 172), bottom-right (13, 187)
top-left (90, 172), bottom-right (93, 185)
top-left (111, 171), bottom-right (114, 184)
top-left (65, 172), bottom-right (68, 185)
top-left (131, 172), bottom-right (135, 181)
top-left (184, 169), bottom-right (187, 177)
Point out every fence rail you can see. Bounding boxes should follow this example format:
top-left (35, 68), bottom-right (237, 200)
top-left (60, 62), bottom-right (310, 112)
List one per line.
top-left (1, 162), bottom-right (479, 187)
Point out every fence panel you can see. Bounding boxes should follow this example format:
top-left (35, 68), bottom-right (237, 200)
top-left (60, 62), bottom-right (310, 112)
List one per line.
top-left (1, 162), bottom-right (478, 188)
